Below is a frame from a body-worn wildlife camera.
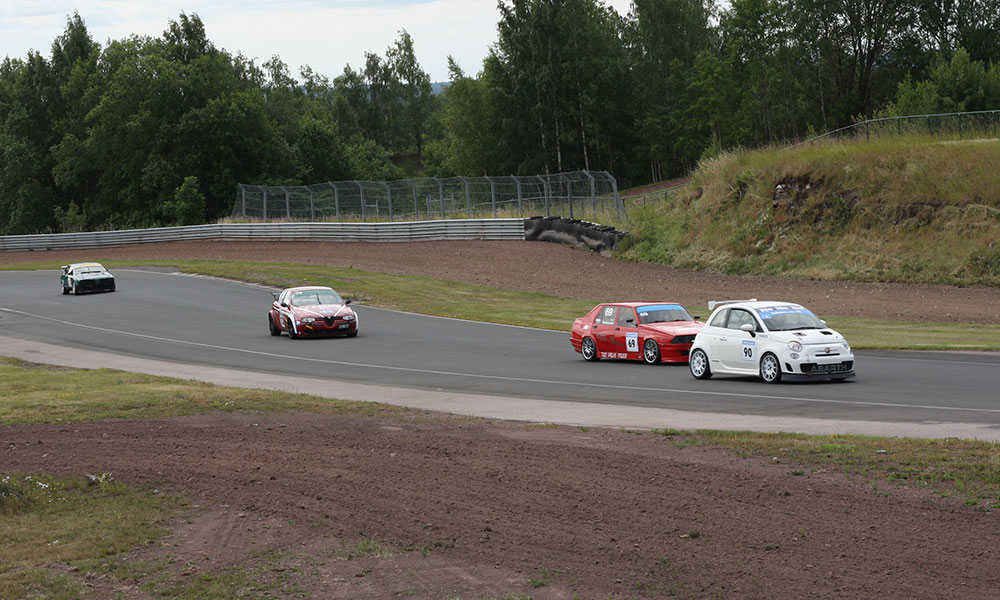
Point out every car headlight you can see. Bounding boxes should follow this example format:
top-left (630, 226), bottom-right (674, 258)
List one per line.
top-left (301, 317), bottom-right (316, 323)
top-left (341, 314), bottom-right (356, 321)
top-left (787, 340), bottom-right (802, 352)
top-left (843, 340), bottom-right (851, 352)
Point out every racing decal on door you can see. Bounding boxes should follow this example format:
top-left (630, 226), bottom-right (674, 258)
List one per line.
top-left (626, 332), bottom-right (639, 353)
top-left (741, 339), bottom-right (756, 361)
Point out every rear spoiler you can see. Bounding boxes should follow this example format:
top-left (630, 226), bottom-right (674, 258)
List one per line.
top-left (707, 298), bottom-right (757, 311)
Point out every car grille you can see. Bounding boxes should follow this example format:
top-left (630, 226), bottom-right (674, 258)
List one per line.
top-left (671, 335), bottom-right (696, 344)
top-left (800, 361), bottom-right (853, 375)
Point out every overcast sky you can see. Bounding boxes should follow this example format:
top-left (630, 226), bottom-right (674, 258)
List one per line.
top-left (1, 1), bottom-right (634, 82)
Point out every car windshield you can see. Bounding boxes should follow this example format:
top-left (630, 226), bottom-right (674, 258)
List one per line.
top-left (636, 304), bottom-right (694, 324)
top-left (292, 290), bottom-right (343, 306)
top-left (757, 306), bottom-right (825, 331)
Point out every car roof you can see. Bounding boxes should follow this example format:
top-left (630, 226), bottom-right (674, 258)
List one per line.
top-left (714, 301), bottom-right (804, 312)
top-left (70, 262), bottom-right (105, 269)
top-left (285, 286), bottom-right (336, 293)
top-left (601, 302), bottom-right (687, 308)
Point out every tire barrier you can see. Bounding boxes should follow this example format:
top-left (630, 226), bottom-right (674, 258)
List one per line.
top-left (523, 216), bottom-right (627, 255)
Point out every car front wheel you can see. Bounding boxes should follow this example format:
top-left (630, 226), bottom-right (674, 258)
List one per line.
top-left (61, 281), bottom-right (69, 295)
top-left (71, 282), bottom-right (78, 295)
top-left (284, 317), bottom-right (298, 339)
top-left (642, 339), bottom-right (661, 364)
top-left (689, 348), bottom-right (712, 379)
top-left (581, 337), bottom-right (599, 361)
top-left (759, 353), bottom-right (782, 384)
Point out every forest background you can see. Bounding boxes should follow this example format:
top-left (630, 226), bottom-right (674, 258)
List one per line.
top-left (2, 0), bottom-right (1000, 234)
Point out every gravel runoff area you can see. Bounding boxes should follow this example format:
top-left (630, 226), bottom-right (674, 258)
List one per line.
top-left (3, 240), bottom-right (1000, 599)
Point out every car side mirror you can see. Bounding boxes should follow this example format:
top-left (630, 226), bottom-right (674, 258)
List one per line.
top-left (694, 315), bottom-right (701, 320)
top-left (345, 299), bottom-right (352, 305)
top-left (280, 302), bottom-right (289, 308)
top-left (820, 319), bottom-right (827, 326)
top-left (740, 323), bottom-right (756, 337)
top-left (625, 318), bottom-right (634, 324)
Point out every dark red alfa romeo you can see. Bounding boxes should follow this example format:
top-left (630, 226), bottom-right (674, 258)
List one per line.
top-left (269, 286), bottom-right (358, 339)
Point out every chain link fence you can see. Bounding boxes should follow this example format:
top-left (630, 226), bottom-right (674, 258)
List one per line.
top-left (232, 170), bottom-right (624, 223)
top-left (793, 110), bottom-right (1000, 148)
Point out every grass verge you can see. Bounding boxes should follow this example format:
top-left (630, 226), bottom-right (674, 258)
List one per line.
top-left (0, 356), bottom-right (407, 426)
top-left (0, 471), bottom-right (173, 599)
top-left (4, 259), bottom-right (999, 350)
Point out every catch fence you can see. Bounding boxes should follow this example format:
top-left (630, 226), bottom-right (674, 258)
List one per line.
top-left (793, 110), bottom-right (1000, 148)
top-left (233, 170), bottom-right (624, 223)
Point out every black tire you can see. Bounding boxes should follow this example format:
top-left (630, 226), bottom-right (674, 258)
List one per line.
top-left (642, 339), bottom-right (661, 365)
top-left (61, 282), bottom-right (69, 295)
top-left (72, 282), bottom-right (78, 295)
top-left (268, 314), bottom-right (280, 336)
top-left (346, 331), bottom-right (358, 338)
top-left (284, 317), bottom-right (298, 339)
top-left (689, 348), bottom-right (712, 379)
top-left (759, 353), bottom-right (782, 384)
top-left (581, 337), bottom-right (599, 361)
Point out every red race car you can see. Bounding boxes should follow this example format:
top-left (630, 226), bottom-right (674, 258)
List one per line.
top-left (269, 286), bottom-right (358, 339)
top-left (570, 302), bottom-right (703, 363)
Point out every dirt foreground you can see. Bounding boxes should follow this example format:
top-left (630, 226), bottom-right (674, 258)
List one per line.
top-left (6, 412), bottom-right (1000, 599)
top-left (3, 240), bottom-right (1000, 598)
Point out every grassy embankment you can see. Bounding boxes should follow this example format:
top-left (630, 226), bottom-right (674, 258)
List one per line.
top-left (2, 355), bottom-right (1000, 598)
top-left (617, 135), bottom-right (1000, 286)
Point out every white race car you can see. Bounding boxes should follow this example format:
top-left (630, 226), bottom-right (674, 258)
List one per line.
top-left (688, 300), bottom-right (855, 383)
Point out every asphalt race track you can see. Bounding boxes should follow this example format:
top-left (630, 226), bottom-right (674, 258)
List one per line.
top-left (2, 268), bottom-right (1000, 433)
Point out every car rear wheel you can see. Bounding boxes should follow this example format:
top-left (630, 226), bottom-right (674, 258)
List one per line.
top-left (642, 339), bottom-right (661, 364)
top-left (689, 348), bottom-right (712, 379)
top-left (581, 337), bottom-right (599, 361)
top-left (268, 314), bottom-right (280, 336)
top-left (759, 353), bottom-right (782, 384)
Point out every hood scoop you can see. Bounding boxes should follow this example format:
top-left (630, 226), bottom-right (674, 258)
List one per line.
top-left (820, 330), bottom-right (834, 335)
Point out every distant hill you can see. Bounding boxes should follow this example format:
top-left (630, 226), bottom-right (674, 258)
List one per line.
top-left (431, 81), bottom-right (450, 96)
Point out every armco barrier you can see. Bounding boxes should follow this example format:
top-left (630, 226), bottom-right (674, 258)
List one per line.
top-left (524, 216), bottom-right (627, 254)
top-left (0, 219), bottom-right (526, 251)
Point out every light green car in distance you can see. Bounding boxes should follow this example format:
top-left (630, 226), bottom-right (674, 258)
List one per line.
top-left (61, 262), bottom-right (116, 295)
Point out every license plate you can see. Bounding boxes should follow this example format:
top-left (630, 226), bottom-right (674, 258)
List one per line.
top-left (338, 323), bottom-right (349, 329)
top-left (813, 363), bottom-right (847, 374)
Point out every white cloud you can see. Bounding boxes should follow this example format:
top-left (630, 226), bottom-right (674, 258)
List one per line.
top-left (1, 0), bottom-right (634, 82)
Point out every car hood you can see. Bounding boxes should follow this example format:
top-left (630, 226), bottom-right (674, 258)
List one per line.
top-left (292, 304), bottom-right (353, 318)
top-left (641, 321), bottom-right (703, 336)
top-left (767, 329), bottom-right (846, 344)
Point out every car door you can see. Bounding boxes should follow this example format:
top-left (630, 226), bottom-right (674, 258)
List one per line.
top-left (699, 309), bottom-right (729, 363)
top-left (613, 306), bottom-right (641, 358)
top-left (719, 308), bottom-right (763, 371)
top-left (589, 305), bottom-right (618, 356)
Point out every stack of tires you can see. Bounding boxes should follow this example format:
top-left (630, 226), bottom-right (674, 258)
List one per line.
top-left (524, 216), bottom-right (627, 254)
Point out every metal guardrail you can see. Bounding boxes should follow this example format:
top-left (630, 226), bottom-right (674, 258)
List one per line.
top-left (0, 220), bottom-right (526, 251)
